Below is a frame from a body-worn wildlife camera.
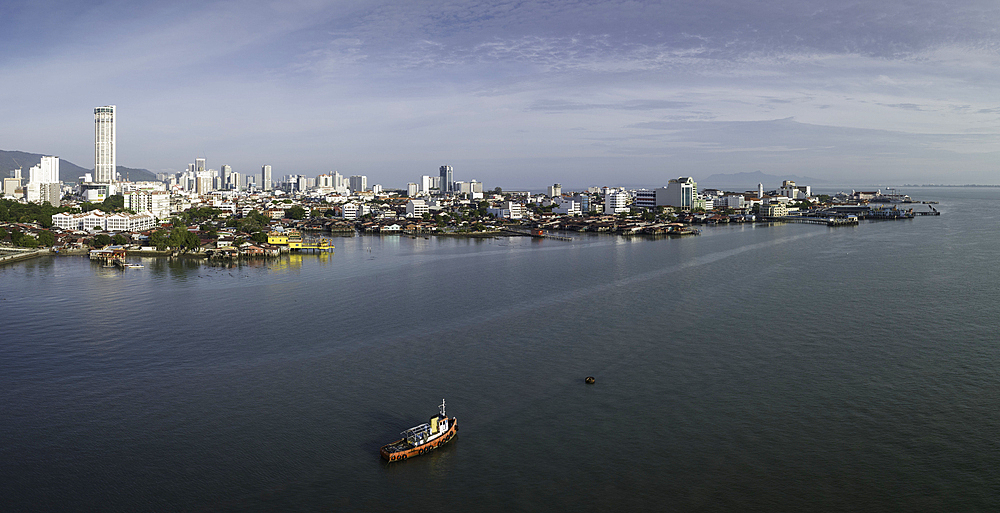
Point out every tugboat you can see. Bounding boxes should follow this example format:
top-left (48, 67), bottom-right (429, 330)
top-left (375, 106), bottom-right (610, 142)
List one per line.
top-left (380, 399), bottom-right (458, 462)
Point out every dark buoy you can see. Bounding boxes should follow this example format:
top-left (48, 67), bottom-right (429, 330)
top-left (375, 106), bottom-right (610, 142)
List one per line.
top-left (585, 376), bottom-right (595, 384)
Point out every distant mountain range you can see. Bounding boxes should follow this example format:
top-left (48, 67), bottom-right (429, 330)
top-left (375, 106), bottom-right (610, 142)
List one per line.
top-left (0, 149), bottom-right (156, 183)
top-left (701, 171), bottom-right (827, 190)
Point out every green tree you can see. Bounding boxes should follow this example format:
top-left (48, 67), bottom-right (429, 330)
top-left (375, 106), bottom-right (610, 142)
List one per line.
top-left (37, 230), bottom-right (55, 247)
top-left (0, 227), bottom-right (8, 241)
top-left (285, 205), bottom-right (306, 220)
top-left (18, 235), bottom-right (38, 248)
top-left (150, 229), bottom-right (169, 250)
top-left (250, 231), bottom-right (267, 244)
top-left (112, 234), bottom-right (128, 246)
top-left (101, 195), bottom-right (125, 212)
top-left (92, 234), bottom-right (112, 247)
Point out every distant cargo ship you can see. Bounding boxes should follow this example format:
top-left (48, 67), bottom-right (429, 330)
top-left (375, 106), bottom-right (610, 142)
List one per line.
top-left (380, 400), bottom-right (458, 462)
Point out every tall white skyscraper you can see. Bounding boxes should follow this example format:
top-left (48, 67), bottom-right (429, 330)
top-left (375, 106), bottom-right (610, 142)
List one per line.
top-left (94, 106), bottom-right (116, 183)
top-left (262, 165), bottom-right (272, 191)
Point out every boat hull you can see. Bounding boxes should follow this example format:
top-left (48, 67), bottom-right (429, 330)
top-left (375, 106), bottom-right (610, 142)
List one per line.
top-left (380, 418), bottom-right (458, 462)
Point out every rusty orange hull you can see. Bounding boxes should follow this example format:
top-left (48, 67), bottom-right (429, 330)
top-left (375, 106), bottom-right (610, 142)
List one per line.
top-left (380, 418), bottom-right (458, 462)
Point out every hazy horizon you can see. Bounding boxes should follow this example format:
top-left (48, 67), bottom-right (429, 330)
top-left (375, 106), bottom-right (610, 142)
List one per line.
top-left (3, 1), bottom-right (999, 189)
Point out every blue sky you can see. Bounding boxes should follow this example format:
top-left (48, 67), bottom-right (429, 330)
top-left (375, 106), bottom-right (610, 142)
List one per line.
top-left (2, 0), bottom-right (999, 189)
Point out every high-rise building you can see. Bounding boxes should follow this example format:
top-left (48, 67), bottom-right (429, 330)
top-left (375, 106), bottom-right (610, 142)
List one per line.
top-left (195, 158), bottom-right (206, 173)
top-left (221, 165), bottom-right (232, 189)
top-left (439, 165), bottom-right (453, 193)
top-left (261, 165), bottom-right (272, 191)
top-left (349, 175), bottom-right (367, 193)
top-left (94, 106), bottom-right (116, 183)
top-left (659, 177), bottom-right (697, 208)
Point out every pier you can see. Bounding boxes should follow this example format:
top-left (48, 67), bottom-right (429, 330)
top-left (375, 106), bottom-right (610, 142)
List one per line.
top-left (778, 216), bottom-right (860, 227)
top-left (501, 227), bottom-right (573, 241)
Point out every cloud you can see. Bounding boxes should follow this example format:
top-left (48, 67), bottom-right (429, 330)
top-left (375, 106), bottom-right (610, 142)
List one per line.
top-left (529, 99), bottom-right (694, 112)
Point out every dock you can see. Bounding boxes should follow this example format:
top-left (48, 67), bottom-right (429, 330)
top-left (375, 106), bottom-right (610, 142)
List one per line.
top-left (501, 227), bottom-right (573, 241)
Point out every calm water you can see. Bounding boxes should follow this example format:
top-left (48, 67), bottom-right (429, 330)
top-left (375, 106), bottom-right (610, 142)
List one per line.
top-left (2, 187), bottom-right (999, 511)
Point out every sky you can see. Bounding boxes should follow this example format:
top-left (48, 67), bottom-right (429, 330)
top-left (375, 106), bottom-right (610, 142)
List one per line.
top-left (2, 0), bottom-right (1000, 189)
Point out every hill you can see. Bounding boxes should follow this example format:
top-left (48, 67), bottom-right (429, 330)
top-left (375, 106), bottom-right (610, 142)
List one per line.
top-left (701, 170), bottom-right (827, 190)
top-left (0, 149), bottom-right (156, 183)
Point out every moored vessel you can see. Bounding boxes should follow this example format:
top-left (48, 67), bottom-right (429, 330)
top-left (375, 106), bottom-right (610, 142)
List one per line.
top-left (380, 399), bottom-right (458, 462)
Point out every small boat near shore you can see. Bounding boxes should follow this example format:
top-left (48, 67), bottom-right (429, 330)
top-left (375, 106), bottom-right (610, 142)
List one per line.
top-left (380, 399), bottom-right (458, 462)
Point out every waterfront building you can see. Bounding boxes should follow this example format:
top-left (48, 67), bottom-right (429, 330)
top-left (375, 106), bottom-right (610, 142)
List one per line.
top-left (759, 203), bottom-right (789, 217)
top-left (718, 194), bottom-right (746, 209)
top-left (552, 197), bottom-right (581, 216)
top-left (634, 189), bottom-right (656, 209)
top-left (51, 210), bottom-right (155, 231)
top-left (406, 199), bottom-right (428, 218)
top-left (262, 165), bottom-right (272, 191)
top-left (605, 190), bottom-right (630, 215)
top-left (487, 201), bottom-right (525, 219)
top-left (439, 165), bottom-right (453, 193)
top-left (780, 180), bottom-right (810, 199)
top-left (659, 177), bottom-right (697, 209)
top-left (94, 106), bottom-right (115, 183)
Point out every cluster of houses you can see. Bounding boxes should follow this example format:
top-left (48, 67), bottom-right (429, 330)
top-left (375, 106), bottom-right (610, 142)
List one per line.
top-left (4, 173), bottom-right (911, 256)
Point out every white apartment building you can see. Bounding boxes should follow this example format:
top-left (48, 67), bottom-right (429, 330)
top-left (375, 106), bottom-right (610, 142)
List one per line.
top-left (406, 199), bottom-right (429, 217)
top-left (487, 201), bottom-right (525, 220)
top-left (105, 212), bottom-right (158, 232)
top-left (604, 190), bottom-right (630, 215)
top-left (341, 202), bottom-right (360, 220)
top-left (552, 197), bottom-right (581, 215)
top-left (125, 190), bottom-right (171, 219)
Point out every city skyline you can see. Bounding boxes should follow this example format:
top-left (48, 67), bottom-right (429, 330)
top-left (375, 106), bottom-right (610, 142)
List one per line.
top-left (3, 1), bottom-right (1000, 188)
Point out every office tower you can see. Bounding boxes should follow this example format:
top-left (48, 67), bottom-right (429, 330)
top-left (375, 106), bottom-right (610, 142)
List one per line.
top-left (195, 158), bottom-right (206, 173)
top-left (221, 165), bottom-right (232, 189)
top-left (262, 165), bottom-right (272, 191)
top-left (349, 175), bottom-right (367, 193)
top-left (547, 184), bottom-right (562, 197)
top-left (94, 106), bottom-right (116, 183)
top-left (439, 165), bottom-right (453, 193)
top-left (230, 172), bottom-right (241, 191)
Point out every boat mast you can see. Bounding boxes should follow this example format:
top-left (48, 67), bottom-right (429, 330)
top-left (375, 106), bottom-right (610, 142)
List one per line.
top-left (439, 399), bottom-right (446, 417)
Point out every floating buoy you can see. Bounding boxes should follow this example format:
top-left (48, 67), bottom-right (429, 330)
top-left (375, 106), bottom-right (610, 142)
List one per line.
top-left (585, 376), bottom-right (595, 384)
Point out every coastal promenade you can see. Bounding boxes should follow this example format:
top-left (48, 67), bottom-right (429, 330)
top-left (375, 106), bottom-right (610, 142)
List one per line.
top-left (0, 248), bottom-right (50, 266)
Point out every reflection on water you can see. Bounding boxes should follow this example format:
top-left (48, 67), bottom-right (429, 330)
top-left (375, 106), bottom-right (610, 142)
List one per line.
top-left (2, 192), bottom-right (999, 512)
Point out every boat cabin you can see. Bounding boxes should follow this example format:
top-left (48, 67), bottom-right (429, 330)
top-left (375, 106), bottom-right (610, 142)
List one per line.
top-left (401, 414), bottom-right (449, 446)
